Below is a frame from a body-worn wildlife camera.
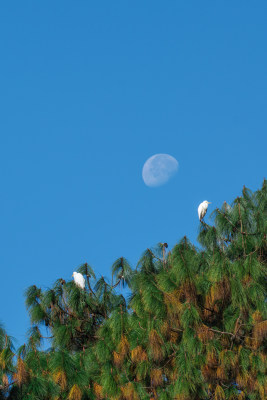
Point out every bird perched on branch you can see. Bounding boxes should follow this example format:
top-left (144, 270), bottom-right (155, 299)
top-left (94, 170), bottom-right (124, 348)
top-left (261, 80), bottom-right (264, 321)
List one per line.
top-left (72, 272), bottom-right (85, 289)
top-left (198, 200), bottom-right (211, 221)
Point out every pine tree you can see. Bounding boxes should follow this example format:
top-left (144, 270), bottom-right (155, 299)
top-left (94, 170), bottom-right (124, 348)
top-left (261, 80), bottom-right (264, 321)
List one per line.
top-left (0, 323), bottom-right (14, 399)
top-left (6, 180), bottom-right (267, 399)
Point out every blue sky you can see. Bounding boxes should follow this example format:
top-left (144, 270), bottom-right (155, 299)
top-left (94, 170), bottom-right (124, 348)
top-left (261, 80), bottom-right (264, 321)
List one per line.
top-left (0, 1), bottom-right (266, 344)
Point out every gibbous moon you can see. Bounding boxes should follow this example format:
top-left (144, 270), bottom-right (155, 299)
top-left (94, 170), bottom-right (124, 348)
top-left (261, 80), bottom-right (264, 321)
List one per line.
top-left (142, 154), bottom-right (179, 187)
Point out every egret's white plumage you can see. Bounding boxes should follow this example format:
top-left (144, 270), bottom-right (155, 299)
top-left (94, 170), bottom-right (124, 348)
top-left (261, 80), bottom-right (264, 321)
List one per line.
top-left (72, 272), bottom-right (85, 289)
top-left (198, 200), bottom-right (211, 221)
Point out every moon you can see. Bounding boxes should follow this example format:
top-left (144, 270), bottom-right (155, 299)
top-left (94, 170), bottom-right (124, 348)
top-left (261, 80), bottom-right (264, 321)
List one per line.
top-left (142, 154), bottom-right (179, 187)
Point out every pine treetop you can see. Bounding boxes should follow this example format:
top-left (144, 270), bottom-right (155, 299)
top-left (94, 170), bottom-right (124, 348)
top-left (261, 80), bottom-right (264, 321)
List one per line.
top-left (2, 180), bottom-right (266, 399)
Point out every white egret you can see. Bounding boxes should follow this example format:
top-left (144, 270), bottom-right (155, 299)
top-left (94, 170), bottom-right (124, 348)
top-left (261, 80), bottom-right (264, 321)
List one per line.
top-left (72, 272), bottom-right (85, 289)
top-left (198, 201), bottom-right (211, 221)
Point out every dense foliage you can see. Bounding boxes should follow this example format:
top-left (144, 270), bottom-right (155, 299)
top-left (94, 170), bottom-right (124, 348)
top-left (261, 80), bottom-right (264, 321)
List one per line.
top-left (1, 181), bottom-right (266, 399)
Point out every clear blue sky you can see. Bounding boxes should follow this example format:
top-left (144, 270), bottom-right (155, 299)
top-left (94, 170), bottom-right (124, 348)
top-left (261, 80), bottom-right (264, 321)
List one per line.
top-left (0, 1), bottom-right (266, 344)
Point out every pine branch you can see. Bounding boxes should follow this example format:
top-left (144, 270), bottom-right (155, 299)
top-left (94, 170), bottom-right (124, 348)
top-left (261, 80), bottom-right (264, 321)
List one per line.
top-left (238, 199), bottom-right (246, 256)
top-left (86, 276), bottom-right (97, 297)
top-left (217, 208), bottom-right (260, 236)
